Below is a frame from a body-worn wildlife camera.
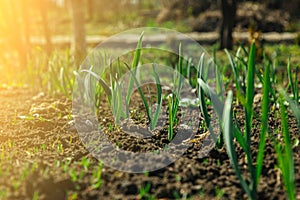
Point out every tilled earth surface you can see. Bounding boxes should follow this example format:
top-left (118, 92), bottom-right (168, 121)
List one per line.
top-left (0, 87), bottom-right (299, 200)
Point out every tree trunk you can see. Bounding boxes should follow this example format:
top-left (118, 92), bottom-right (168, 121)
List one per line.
top-left (39, 0), bottom-right (52, 55)
top-left (11, 0), bottom-right (28, 67)
top-left (87, 0), bottom-right (94, 21)
top-left (70, 0), bottom-right (87, 63)
top-left (219, 0), bottom-right (237, 50)
top-left (20, 0), bottom-right (30, 56)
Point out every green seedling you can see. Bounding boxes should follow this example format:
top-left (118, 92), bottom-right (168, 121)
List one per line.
top-left (278, 88), bottom-right (300, 127)
top-left (151, 64), bottom-right (163, 130)
top-left (62, 159), bottom-right (72, 173)
top-left (287, 59), bottom-right (299, 103)
top-left (274, 93), bottom-right (296, 200)
top-left (215, 187), bottom-right (225, 199)
top-left (56, 143), bottom-right (64, 154)
top-left (222, 42), bottom-right (271, 200)
top-left (80, 156), bottom-right (90, 171)
top-left (225, 48), bottom-right (246, 104)
top-left (32, 191), bottom-right (39, 200)
top-left (68, 192), bottom-right (78, 200)
top-left (124, 63), bottom-right (163, 130)
top-left (69, 168), bottom-right (77, 182)
top-left (81, 33), bottom-right (145, 124)
top-left (12, 180), bottom-right (20, 190)
top-left (255, 60), bottom-right (270, 186)
top-left (30, 161), bottom-right (39, 173)
top-left (91, 162), bottom-right (102, 189)
top-left (139, 182), bottom-right (154, 200)
top-left (125, 31), bottom-right (144, 117)
top-left (109, 60), bottom-right (126, 123)
top-left (81, 66), bottom-right (118, 118)
top-left (41, 143), bottom-right (46, 151)
top-left (197, 52), bottom-right (224, 147)
top-left (47, 50), bottom-right (74, 98)
top-left (168, 44), bottom-right (184, 141)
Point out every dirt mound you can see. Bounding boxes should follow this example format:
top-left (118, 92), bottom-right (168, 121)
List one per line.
top-left (157, 2), bottom-right (292, 33)
top-left (235, 2), bottom-right (290, 32)
top-left (156, 0), bottom-right (211, 23)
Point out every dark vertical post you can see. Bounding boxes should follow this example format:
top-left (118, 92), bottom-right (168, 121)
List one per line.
top-left (70, 0), bottom-right (87, 63)
top-left (219, 0), bottom-right (237, 49)
top-left (39, 0), bottom-right (52, 55)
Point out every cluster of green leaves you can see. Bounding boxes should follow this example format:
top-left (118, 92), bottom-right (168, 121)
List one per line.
top-left (167, 44), bottom-right (184, 140)
top-left (221, 42), bottom-right (299, 200)
top-left (274, 92), bottom-right (296, 200)
top-left (26, 48), bottom-right (76, 98)
top-left (81, 33), bottom-right (165, 132)
top-left (197, 51), bottom-right (224, 147)
top-left (81, 33), bottom-right (195, 141)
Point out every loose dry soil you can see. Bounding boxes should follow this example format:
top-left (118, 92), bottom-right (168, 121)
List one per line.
top-left (0, 86), bottom-right (299, 200)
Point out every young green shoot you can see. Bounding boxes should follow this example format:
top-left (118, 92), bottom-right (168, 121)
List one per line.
top-left (124, 63), bottom-right (163, 130)
top-left (167, 43), bottom-right (184, 141)
top-left (287, 59), bottom-right (299, 103)
top-left (278, 88), bottom-right (300, 127)
top-left (91, 162), bottom-right (103, 189)
top-left (255, 61), bottom-right (270, 186)
top-left (125, 31), bottom-right (144, 117)
top-left (274, 94), bottom-right (296, 200)
top-left (223, 91), bottom-right (253, 199)
top-left (197, 52), bottom-right (223, 145)
top-left (151, 64), bottom-right (163, 130)
top-left (222, 42), bottom-right (271, 200)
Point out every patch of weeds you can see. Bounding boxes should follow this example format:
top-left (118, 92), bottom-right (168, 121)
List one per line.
top-left (203, 158), bottom-right (208, 165)
top-left (69, 168), bottom-right (78, 182)
top-left (0, 189), bottom-right (8, 200)
top-left (41, 143), bottom-right (46, 151)
top-left (32, 191), bottom-right (39, 200)
top-left (139, 182), bottom-right (154, 200)
top-left (91, 162), bottom-right (103, 189)
top-left (80, 156), bottom-right (90, 171)
top-left (144, 171), bottom-right (149, 177)
top-left (215, 187), bottom-right (225, 199)
top-left (62, 158), bottom-right (72, 173)
top-left (7, 139), bottom-right (14, 149)
top-left (217, 159), bottom-right (222, 167)
top-left (56, 142), bottom-right (64, 155)
top-left (68, 192), bottom-right (78, 200)
top-left (175, 174), bottom-right (181, 182)
top-left (12, 180), bottom-right (20, 191)
top-left (293, 138), bottom-right (299, 147)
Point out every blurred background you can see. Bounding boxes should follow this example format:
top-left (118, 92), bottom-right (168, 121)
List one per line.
top-left (0, 0), bottom-right (299, 88)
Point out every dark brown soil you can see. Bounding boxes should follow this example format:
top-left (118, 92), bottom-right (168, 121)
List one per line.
top-left (0, 86), bottom-right (299, 200)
